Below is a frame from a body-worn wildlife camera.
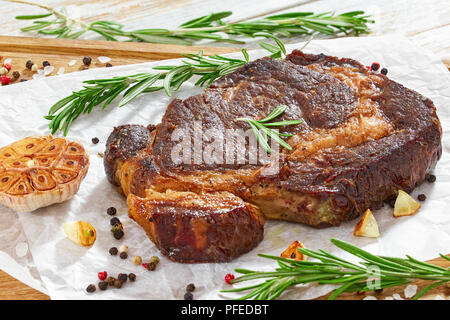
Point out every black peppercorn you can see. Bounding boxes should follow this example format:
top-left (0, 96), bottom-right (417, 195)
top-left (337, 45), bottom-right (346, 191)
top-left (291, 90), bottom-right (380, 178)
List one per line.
top-left (20, 79), bottom-right (27, 82)
top-left (83, 56), bottom-right (92, 66)
top-left (86, 284), bottom-right (96, 293)
top-left (91, 137), bottom-right (99, 144)
top-left (109, 247), bottom-right (118, 255)
top-left (426, 174), bottom-right (436, 183)
top-left (380, 68), bottom-right (388, 75)
top-left (417, 194), bottom-right (426, 202)
top-left (105, 63), bottom-right (113, 67)
top-left (25, 60), bottom-right (34, 70)
top-left (12, 71), bottom-right (20, 79)
top-left (120, 251), bottom-right (128, 259)
top-left (98, 281), bottom-right (108, 290)
top-left (107, 207), bottom-right (117, 216)
top-left (374, 288), bottom-right (383, 294)
top-left (371, 62), bottom-right (380, 71)
top-left (128, 273), bottom-right (136, 282)
top-left (113, 279), bottom-right (123, 288)
top-left (118, 273), bottom-right (128, 283)
top-left (114, 229), bottom-right (125, 240)
top-left (146, 262), bottom-right (156, 271)
top-left (184, 292), bottom-right (194, 300)
top-left (106, 276), bottom-right (116, 286)
top-left (186, 283), bottom-right (195, 292)
top-left (110, 217), bottom-right (121, 226)
top-left (42, 61), bottom-right (50, 67)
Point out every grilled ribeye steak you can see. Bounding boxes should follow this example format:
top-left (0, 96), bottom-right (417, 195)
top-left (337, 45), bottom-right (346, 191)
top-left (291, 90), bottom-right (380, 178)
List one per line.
top-left (105, 50), bottom-right (442, 260)
top-left (128, 190), bottom-right (264, 262)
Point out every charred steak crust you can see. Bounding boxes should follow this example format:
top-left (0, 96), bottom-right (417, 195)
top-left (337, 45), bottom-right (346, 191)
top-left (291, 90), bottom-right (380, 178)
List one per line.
top-left (127, 190), bottom-right (265, 263)
top-left (104, 124), bottom-right (153, 186)
top-left (104, 50), bottom-right (442, 261)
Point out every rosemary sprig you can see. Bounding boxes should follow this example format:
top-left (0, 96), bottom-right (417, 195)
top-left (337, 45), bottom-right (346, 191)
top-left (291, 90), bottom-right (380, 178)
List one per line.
top-left (236, 105), bottom-right (302, 153)
top-left (8, 0), bottom-right (374, 44)
top-left (221, 238), bottom-right (450, 300)
top-left (45, 38), bottom-right (286, 135)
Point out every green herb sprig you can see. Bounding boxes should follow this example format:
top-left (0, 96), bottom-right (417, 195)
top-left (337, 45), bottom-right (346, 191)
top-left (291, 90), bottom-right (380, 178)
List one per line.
top-left (45, 38), bottom-right (286, 135)
top-left (221, 238), bottom-right (450, 300)
top-left (9, 0), bottom-right (374, 44)
top-left (236, 105), bottom-right (302, 153)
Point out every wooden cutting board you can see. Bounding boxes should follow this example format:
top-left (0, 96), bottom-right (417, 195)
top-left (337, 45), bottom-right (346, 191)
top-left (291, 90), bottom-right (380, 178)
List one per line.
top-left (0, 35), bottom-right (448, 301)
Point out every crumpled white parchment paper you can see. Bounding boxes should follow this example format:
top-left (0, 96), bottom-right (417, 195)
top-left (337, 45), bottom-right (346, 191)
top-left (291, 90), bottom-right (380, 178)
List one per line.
top-left (0, 35), bottom-right (449, 300)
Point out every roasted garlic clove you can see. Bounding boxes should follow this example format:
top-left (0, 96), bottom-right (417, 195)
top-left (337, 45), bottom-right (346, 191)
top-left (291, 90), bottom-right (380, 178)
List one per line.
top-left (63, 221), bottom-right (96, 247)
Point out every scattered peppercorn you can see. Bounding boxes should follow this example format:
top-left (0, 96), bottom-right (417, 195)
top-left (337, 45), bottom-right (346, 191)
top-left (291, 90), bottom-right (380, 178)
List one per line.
top-left (109, 247), bottom-right (118, 255)
top-left (105, 63), bottom-right (113, 67)
top-left (186, 283), bottom-right (195, 292)
top-left (12, 71), bottom-right (20, 79)
top-left (371, 62), bottom-right (380, 71)
top-left (417, 194), bottom-right (427, 202)
top-left (20, 79), bottom-right (27, 82)
top-left (118, 273), bottom-right (128, 283)
top-left (26, 60), bottom-right (34, 70)
top-left (110, 217), bottom-right (121, 226)
top-left (128, 273), bottom-right (136, 282)
top-left (106, 276), bottom-right (116, 286)
top-left (86, 284), bottom-right (96, 293)
top-left (107, 206), bottom-right (117, 215)
top-left (31, 64), bottom-right (38, 72)
top-left (98, 271), bottom-right (107, 281)
top-left (133, 256), bottom-right (142, 265)
top-left (224, 273), bottom-right (235, 284)
top-left (0, 67), bottom-right (7, 75)
top-left (146, 262), bottom-right (156, 271)
top-left (42, 61), bottom-right (50, 67)
top-left (114, 229), bottom-right (124, 240)
top-left (113, 279), bottom-right (123, 288)
top-left (0, 75), bottom-right (11, 85)
top-left (119, 244), bottom-right (128, 253)
top-left (3, 63), bottom-right (11, 71)
top-left (91, 137), bottom-right (99, 144)
top-left (426, 174), bottom-right (436, 183)
top-left (98, 281), bottom-right (108, 290)
top-left (120, 251), bottom-right (128, 259)
top-left (184, 292), bottom-right (194, 300)
top-left (380, 68), bottom-right (388, 75)
top-left (374, 288), bottom-right (383, 294)
top-left (83, 56), bottom-right (92, 66)
top-left (149, 256), bottom-right (160, 265)
top-left (111, 224), bottom-right (123, 235)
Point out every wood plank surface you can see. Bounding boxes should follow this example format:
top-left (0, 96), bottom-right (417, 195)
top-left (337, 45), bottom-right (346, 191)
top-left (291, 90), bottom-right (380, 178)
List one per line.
top-left (0, 35), bottom-right (237, 82)
top-left (0, 0), bottom-right (449, 300)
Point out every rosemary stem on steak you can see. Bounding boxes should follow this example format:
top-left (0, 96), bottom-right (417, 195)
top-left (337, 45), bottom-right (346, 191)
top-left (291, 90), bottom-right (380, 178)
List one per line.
top-left (45, 39), bottom-right (286, 136)
top-left (8, 0), bottom-right (374, 43)
top-left (236, 105), bottom-right (303, 153)
top-left (221, 238), bottom-right (450, 300)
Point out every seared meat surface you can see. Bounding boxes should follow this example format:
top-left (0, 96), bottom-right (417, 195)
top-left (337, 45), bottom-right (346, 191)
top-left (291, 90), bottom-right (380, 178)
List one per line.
top-left (128, 190), bottom-right (264, 262)
top-left (104, 51), bottom-right (442, 262)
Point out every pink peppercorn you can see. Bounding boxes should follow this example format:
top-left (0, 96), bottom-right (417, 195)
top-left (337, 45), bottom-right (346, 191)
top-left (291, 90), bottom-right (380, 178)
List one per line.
top-left (1, 75), bottom-right (11, 85)
top-left (98, 271), bottom-right (107, 281)
top-left (224, 273), bottom-right (235, 284)
top-left (3, 63), bottom-right (11, 71)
